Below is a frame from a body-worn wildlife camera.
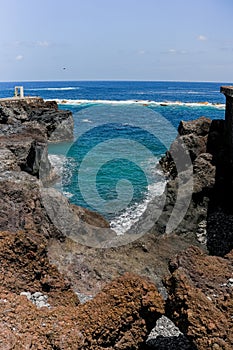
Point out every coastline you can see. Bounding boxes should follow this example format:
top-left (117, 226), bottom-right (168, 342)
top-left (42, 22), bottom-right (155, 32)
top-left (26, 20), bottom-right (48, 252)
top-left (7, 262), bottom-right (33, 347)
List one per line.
top-left (0, 92), bottom-right (232, 349)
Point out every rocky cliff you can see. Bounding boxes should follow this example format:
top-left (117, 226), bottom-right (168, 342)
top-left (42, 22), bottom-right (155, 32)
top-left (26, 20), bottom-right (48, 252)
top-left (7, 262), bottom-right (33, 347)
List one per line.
top-left (0, 97), bottom-right (232, 349)
top-left (0, 98), bottom-right (74, 142)
top-left (158, 116), bottom-right (233, 256)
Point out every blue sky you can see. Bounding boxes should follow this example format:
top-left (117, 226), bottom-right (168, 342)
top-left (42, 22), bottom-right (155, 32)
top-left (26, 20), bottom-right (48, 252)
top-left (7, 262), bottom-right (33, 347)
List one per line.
top-left (0, 0), bottom-right (233, 81)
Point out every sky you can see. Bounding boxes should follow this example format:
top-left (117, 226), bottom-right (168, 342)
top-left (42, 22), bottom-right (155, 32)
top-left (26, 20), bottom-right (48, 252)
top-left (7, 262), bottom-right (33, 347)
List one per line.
top-left (0, 0), bottom-right (233, 82)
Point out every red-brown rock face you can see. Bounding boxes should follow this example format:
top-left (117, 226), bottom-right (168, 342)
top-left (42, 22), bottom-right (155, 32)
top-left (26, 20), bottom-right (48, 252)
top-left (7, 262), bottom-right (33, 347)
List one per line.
top-left (0, 270), bottom-right (165, 350)
top-left (165, 246), bottom-right (233, 349)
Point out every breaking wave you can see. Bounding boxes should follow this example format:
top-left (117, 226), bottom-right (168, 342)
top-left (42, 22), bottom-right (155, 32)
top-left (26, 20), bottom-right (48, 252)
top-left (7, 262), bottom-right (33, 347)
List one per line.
top-left (53, 98), bottom-right (225, 109)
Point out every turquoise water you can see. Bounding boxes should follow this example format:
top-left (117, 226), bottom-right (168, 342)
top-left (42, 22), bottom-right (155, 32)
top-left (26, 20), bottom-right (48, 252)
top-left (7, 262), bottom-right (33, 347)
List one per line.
top-left (0, 81), bottom-right (226, 232)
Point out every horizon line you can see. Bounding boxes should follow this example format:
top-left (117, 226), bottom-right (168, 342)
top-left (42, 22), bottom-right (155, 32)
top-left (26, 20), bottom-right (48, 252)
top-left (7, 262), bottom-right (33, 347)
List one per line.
top-left (0, 79), bottom-right (232, 84)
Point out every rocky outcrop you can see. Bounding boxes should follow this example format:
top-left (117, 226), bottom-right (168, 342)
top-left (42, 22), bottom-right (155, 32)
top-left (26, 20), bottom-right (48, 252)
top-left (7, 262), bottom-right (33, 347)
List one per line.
top-left (0, 273), bottom-right (165, 350)
top-left (0, 230), bottom-right (79, 307)
top-left (160, 117), bottom-right (212, 177)
top-left (47, 231), bottom-right (197, 298)
top-left (0, 123), bottom-right (52, 181)
top-left (70, 204), bottom-right (110, 228)
top-left (165, 246), bottom-right (233, 349)
top-left (0, 98), bottom-right (73, 184)
top-left (0, 147), bottom-right (19, 172)
top-left (0, 95), bottom-right (232, 349)
top-left (0, 171), bottom-right (61, 238)
top-left (158, 116), bottom-right (233, 256)
top-left (0, 98), bottom-right (74, 142)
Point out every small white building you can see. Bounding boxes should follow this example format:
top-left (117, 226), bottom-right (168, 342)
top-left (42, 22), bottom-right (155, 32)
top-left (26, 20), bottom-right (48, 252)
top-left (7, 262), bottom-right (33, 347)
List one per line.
top-left (14, 86), bottom-right (24, 98)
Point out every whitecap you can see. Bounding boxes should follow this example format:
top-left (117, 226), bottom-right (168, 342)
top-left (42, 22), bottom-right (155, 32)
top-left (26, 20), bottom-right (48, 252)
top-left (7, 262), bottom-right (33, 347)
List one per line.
top-left (27, 87), bottom-right (80, 91)
top-left (82, 119), bottom-right (93, 123)
top-left (52, 98), bottom-right (225, 109)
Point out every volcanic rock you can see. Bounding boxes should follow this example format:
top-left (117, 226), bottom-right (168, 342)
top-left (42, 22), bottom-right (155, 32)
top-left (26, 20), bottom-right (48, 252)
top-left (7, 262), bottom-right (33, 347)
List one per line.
top-left (0, 98), bottom-right (74, 142)
top-left (0, 171), bottom-right (61, 238)
top-left (0, 123), bottom-right (52, 181)
top-left (157, 116), bottom-right (233, 256)
top-left (0, 230), bottom-right (78, 307)
top-left (178, 117), bottom-right (211, 136)
top-left (47, 232), bottom-right (199, 298)
top-left (0, 148), bottom-right (19, 172)
top-left (165, 246), bottom-right (233, 349)
top-left (0, 273), bottom-right (165, 349)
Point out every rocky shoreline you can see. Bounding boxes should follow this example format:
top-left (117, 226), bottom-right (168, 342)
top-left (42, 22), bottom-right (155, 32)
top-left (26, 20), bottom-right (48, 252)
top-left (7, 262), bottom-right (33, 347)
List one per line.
top-left (0, 97), bottom-right (232, 349)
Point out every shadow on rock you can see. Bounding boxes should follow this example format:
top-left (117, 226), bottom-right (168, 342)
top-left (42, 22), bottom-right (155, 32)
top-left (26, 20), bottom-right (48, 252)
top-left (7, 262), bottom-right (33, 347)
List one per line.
top-left (206, 119), bottom-right (233, 256)
top-left (146, 334), bottom-right (197, 350)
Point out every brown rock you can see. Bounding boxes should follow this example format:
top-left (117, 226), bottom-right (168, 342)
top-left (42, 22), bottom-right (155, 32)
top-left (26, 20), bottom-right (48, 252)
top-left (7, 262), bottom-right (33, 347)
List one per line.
top-left (47, 232), bottom-right (198, 298)
top-left (0, 230), bottom-right (79, 307)
top-left (71, 204), bottom-right (110, 228)
top-left (0, 148), bottom-right (20, 172)
top-left (0, 273), bottom-right (165, 349)
top-left (0, 171), bottom-right (61, 238)
top-left (165, 246), bottom-right (233, 349)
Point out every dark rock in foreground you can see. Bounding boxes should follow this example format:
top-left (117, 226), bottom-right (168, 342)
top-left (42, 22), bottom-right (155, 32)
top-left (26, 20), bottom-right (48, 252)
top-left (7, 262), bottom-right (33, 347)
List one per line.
top-left (146, 316), bottom-right (195, 349)
top-left (158, 116), bottom-right (233, 256)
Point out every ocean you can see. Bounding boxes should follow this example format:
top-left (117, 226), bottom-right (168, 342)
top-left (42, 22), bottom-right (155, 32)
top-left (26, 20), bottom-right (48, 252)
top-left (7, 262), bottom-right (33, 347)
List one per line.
top-left (0, 81), bottom-right (226, 234)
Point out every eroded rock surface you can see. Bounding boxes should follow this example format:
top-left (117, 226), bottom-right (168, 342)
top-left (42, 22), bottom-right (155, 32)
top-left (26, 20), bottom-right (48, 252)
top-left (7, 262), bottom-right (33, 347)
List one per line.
top-left (165, 246), bottom-right (233, 349)
top-left (158, 116), bottom-right (233, 256)
top-left (0, 230), bottom-right (78, 307)
top-left (0, 98), bottom-right (232, 350)
top-left (0, 98), bottom-right (73, 142)
top-left (0, 273), bottom-right (165, 350)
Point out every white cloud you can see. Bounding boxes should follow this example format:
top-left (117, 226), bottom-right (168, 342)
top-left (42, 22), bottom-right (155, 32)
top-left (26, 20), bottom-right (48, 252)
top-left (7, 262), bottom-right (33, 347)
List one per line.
top-left (10, 40), bottom-right (51, 48)
top-left (138, 50), bottom-right (145, 55)
top-left (36, 41), bottom-right (50, 47)
top-left (197, 35), bottom-right (207, 41)
top-left (15, 55), bottom-right (23, 61)
top-left (164, 48), bottom-right (188, 55)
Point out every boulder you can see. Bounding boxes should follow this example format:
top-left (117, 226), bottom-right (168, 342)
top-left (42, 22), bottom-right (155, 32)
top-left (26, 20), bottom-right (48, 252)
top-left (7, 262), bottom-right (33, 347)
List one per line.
top-left (0, 273), bottom-right (165, 349)
top-left (165, 246), bottom-right (233, 349)
top-left (0, 98), bottom-right (74, 142)
top-left (0, 123), bottom-right (52, 181)
top-left (178, 117), bottom-right (211, 136)
top-left (0, 230), bottom-right (79, 307)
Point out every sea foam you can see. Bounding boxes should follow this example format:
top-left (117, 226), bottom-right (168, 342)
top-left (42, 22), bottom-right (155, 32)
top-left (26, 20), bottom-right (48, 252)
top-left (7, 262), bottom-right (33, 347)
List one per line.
top-left (27, 87), bottom-right (80, 91)
top-left (110, 179), bottom-right (166, 235)
top-left (52, 98), bottom-right (225, 109)
top-left (110, 158), bottom-right (166, 235)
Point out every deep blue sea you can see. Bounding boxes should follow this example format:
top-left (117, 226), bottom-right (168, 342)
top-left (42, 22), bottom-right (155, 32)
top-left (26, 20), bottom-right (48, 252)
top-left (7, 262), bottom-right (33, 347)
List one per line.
top-left (0, 81), bottom-right (227, 233)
